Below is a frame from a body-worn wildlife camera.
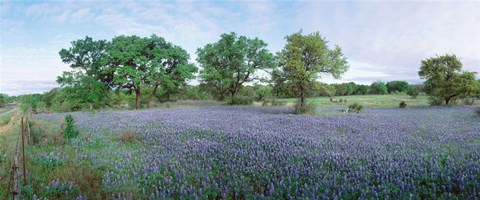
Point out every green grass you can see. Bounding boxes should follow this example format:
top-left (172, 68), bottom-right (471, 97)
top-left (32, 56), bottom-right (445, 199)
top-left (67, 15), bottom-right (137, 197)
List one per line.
top-left (281, 94), bottom-right (430, 108)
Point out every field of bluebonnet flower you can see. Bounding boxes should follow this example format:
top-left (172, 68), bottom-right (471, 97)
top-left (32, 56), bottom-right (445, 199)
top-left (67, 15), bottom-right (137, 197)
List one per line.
top-left (28, 106), bottom-right (480, 199)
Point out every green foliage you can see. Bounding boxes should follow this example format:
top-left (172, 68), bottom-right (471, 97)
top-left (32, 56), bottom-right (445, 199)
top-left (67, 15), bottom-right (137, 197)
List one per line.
top-left (63, 114), bottom-right (79, 139)
top-left (369, 81), bottom-right (388, 95)
top-left (275, 31), bottom-right (349, 113)
top-left (419, 54), bottom-right (479, 106)
top-left (34, 154), bottom-right (66, 169)
top-left (399, 101), bottom-right (407, 108)
top-left (354, 85), bottom-right (369, 95)
top-left (21, 185), bottom-right (34, 199)
top-left (347, 102), bottom-right (364, 113)
top-left (0, 94), bottom-right (5, 107)
top-left (226, 95), bottom-right (253, 105)
top-left (197, 32), bottom-right (275, 103)
top-left (332, 82), bottom-right (356, 96)
top-left (42, 88), bottom-right (60, 107)
top-left (386, 81), bottom-right (409, 93)
top-left (428, 96), bottom-right (444, 106)
top-left (173, 85), bottom-right (211, 101)
top-left (58, 35), bottom-right (197, 110)
top-left (407, 86), bottom-right (420, 98)
top-left (252, 84), bottom-right (272, 101)
top-left (19, 93), bottom-right (43, 112)
top-left (295, 99), bottom-right (316, 114)
top-left (107, 35), bottom-right (197, 109)
top-left (36, 101), bottom-right (47, 113)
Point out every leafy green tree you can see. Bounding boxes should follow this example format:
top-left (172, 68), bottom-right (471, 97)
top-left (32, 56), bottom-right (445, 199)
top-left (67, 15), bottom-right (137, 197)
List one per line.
top-left (333, 83), bottom-right (355, 96)
top-left (150, 40), bottom-right (197, 102)
top-left (275, 31), bottom-right (349, 113)
top-left (386, 81), bottom-right (409, 93)
top-left (407, 86), bottom-right (420, 98)
top-left (197, 32), bottom-right (274, 104)
top-left (108, 35), bottom-right (196, 109)
top-left (0, 94), bottom-right (5, 107)
top-left (59, 36), bottom-right (113, 86)
top-left (19, 94), bottom-right (43, 112)
top-left (419, 54), bottom-right (479, 105)
top-left (252, 84), bottom-right (272, 101)
top-left (354, 84), bottom-right (369, 95)
top-left (314, 82), bottom-right (336, 97)
top-left (369, 81), bottom-right (388, 95)
top-left (42, 88), bottom-right (60, 108)
top-left (57, 71), bottom-right (108, 110)
top-left (58, 36), bottom-right (112, 110)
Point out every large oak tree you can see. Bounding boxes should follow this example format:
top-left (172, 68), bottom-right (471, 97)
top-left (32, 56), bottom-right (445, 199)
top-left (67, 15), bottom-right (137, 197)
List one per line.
top-left (275, 31), bottom-right (349, 113)
top-left (108, 35), bottom-right (197, 109)
top-left (196, 32), bottom-right (274, 104)
top-left (419, 54), bottom-right (479, 105)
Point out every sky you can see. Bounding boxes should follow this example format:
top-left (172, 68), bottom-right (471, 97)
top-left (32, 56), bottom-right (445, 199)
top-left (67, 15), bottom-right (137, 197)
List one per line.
top-left (1, 0), bottom-right (479, 96)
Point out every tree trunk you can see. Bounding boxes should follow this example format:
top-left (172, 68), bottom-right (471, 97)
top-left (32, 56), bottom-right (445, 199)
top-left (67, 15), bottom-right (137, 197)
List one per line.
top-left (231, 90), bottom-right (238, 105)
top-left (300, 84), bottom-right (305, 109)
top-left (151, 81), bottom-right (159, 98)
top-left (135, 87), bottom-right (141, 109)
top-left (89, 103), bottom-right (93, 111)
top-left (445, 97), bottom-right (450, 106)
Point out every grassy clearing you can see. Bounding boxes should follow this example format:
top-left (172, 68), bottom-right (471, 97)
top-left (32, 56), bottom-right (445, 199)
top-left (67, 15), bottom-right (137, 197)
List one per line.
top-left (282, 94), bottom-right (429, 108)
top-left (0, 112), bottom-right (15, 127)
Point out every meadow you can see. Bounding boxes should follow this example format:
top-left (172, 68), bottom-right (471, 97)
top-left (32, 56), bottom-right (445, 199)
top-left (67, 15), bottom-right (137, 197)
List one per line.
top-left (281, 94), bottom-right (430, 108)
top-left (17, 103), bottom-right (480, 199)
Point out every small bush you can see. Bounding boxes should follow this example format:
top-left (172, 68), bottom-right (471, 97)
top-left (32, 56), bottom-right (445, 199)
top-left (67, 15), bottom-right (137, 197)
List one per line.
top-left (407, 87), bottom-right (419, 99)
top-left (271, 98), bottom-right (287, 106)
top-left (63, 114), bottom-right (78, 139)
top-left (347, 102), bottom-right (364, 113)
top-left (399, 101), bottom-right (407, 108)
top-left (227, 96), bottom-right (253, 105)
top-left (36, 102), bottom-right (47, 113)
top-left (429, 96), bottom-right (444, 106)
top-left (464, 98), bottom-right (475, 105)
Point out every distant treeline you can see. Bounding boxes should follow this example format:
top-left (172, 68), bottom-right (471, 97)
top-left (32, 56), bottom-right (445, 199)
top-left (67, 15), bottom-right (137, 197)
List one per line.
top-left (7, 80), bottom-right (424, 113)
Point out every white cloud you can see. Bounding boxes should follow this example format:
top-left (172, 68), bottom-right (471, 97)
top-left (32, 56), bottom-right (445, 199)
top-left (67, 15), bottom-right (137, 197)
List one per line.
top-left (297, 1), bottom-right (480, 81)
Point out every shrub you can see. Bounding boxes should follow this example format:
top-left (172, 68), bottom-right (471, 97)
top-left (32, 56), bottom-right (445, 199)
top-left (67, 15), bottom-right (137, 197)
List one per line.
top-left (464, 98), bottom-right (475, 105)
top-left (227, 96), bottom-right (253, 105)
top-left (63, 114), bottom-right (78, 139)
top-left (429, 96), bottom-right (444, 106)
top-left (36, 101), bottom-right (47, 113)
top-left (407, 86), bottom-right (419, 98)
top-left (271, 98), bottom-right (287, 106)
top-left (347, 102), bottom-right (364, 113)
top-left (399, 101), bottom-right (407, 108)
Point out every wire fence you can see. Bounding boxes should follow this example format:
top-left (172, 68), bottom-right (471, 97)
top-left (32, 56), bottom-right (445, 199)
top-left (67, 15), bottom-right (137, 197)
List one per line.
top-left (5, 108), bottom-right (32, 200)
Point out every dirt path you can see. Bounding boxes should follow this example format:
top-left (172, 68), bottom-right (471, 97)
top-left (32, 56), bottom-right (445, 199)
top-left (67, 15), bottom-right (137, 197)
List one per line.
top-left (0, 104), bottom-right (16, 115)
top-left (0, 111), bottom-right (19, 134)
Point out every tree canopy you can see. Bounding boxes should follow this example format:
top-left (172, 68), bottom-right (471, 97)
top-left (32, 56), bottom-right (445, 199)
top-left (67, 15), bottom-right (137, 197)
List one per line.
top-left (274, 31), bottom-right (349, 113)
top-left (57, 35), bottom-right (197, 110)
top-left (419, 54), bottom-right (479, 105)
top-left (197, 32), bottom-right (274, 104)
